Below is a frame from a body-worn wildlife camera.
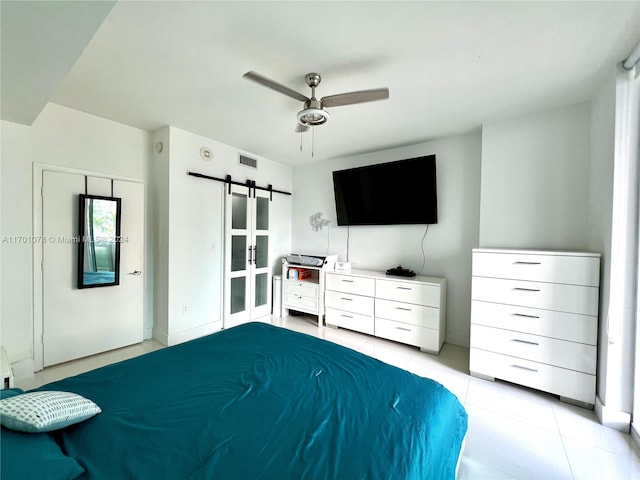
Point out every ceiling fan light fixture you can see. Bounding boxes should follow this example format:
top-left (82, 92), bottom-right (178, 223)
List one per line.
top-left (297, 107), bottom-right (330, 126)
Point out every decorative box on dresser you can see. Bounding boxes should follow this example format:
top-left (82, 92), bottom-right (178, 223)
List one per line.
top-left (325, 269), bottom-right (447, 354)
top-left (469, 248), bottom-right (600, 406)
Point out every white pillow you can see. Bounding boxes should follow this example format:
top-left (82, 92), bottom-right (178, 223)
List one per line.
top-left (0, 391), bottom-right (101, 433)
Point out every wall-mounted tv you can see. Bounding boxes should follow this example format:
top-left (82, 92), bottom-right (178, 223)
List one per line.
top-left (332, 155), bottom-right (437, 226)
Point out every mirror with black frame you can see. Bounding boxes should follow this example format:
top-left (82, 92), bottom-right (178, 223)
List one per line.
top-left (77, 194), bottom-right (122, 289)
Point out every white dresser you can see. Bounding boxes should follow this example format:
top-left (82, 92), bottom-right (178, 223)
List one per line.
top-left (325, 269), bottom-right (447, 354)
top-left (469, 248), bottom-right (600, 406)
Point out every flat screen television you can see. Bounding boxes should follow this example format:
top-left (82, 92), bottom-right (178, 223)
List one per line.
top-left (332, 155), bottom-right (437, 226)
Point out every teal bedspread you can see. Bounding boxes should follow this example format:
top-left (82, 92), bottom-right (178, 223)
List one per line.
top-left (39, 323), bottom-right (467, 479)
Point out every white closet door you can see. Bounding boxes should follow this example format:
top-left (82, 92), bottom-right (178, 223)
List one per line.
top-left (42, 171), bottom-right (144, 366)
top-left (224, 184), bottom-right (252, 328)
top-left (250, 189), bottom-right (272, 320)
top-left (223, 184), bottom-right (272, 328)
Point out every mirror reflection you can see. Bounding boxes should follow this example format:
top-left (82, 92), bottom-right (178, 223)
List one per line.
top-left (77, 194), bottom-right (122, 289)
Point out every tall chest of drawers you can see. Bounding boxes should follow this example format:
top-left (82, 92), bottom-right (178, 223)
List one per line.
top-left (469, 248), bottom-right (600, 406)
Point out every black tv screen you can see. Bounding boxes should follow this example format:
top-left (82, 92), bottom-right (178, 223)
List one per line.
top-left (332, 155), bottom-right (437, 226)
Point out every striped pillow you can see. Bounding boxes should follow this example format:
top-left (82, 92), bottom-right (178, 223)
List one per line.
top-left (0, 391), bottom-right (101, 433)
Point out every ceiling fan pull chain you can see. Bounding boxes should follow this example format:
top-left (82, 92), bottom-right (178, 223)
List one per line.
top-left (312, 127), bottom-right (315, 158)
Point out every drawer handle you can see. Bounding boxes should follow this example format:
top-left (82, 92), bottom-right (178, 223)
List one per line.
top-left (396, 286), bottom-right (412, 291)
top-left (512, 313), bottom-right (540, 319)
top-left (341, 280), bottom-right (354, 283)
top-left (340, 297), bottom-right (353, 301)
top-left (341, 315), bottom-right (353, 319)
top-left (513, 261), bottom-right (541, 265)
top-left (395, 327), bottom-right (412, 332)
top-left (511, 364), bottom-right (538, 373)
top-left (396, 307), bottom-right (412, 312)
top-left (513, 287), bottom-right (540, 292)
top-left (511, 339), bottom-right (539, 346)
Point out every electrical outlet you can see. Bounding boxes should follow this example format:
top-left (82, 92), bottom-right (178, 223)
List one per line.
top-left (182, 304), bottom-right (188, 314)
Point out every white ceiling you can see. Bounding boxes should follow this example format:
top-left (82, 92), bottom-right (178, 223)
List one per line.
top-left (2, 1), bottom-right (640, 166)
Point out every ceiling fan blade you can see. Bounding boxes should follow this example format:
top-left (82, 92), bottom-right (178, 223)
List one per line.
top-left (295, 123), bottom-right (309, 133)
top-left (321, 88), bottom-right (389, 108)
top-left (243, 71), bottom-right (309, 103)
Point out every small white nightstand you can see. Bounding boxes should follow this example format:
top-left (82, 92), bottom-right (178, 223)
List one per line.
top-left (1, 346), bottom-right (14, 389)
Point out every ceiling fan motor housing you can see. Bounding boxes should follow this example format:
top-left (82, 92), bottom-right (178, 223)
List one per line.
top-left (298, 98), bottom-right (330, 126)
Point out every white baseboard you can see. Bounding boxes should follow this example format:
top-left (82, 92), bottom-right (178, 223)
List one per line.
top-left (144, 326), bottom-right (153, 340)
top-left (445, 332), bottom-right (469, 348)
top-left (631, 424), bottom-right (640, 451)
top-left (595, 395), bottom-right (631, 432)
top-left (152, 327), bottom-right (169, 346)
top-left (11, 357), bottom-right (36, 386)
top-left (153, 321), bottom-right (222, 347)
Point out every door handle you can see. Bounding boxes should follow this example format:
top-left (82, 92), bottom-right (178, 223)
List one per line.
top-left (248, 246), bottom-right (253, 265)
top-left (129, 270), bottom-right (142, 275)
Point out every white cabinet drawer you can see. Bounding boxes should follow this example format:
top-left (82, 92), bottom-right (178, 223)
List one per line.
top-left (375, 298), bottom-right (439, 329)
top-left (471, 300), bottom-right (597, 345)
top-left (470, 324), bottom-right (596, 374)
top-left (285, 294), bottom-right (318, 312)
top-left (469, 348), bottom-right (595, 404)
top-left (376, 279), bottom-right (440, 306)
top-left (285, 280), bottom-right (318, 298)
top-left (472, 251), bottom-right (600, 286)
top-left (325, 290), bottom-right (374, 316)
top-left (326, 273), bottom-right (375, 296)
top-left (472, 277), bottom-right (599, 316)
top-left (326, 308), bottom-right (374, 335)
top-left (375, 318), bottom-right (439, 352)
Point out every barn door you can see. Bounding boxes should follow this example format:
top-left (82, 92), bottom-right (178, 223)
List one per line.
top-left (223, 183), bottom-right (272, 328)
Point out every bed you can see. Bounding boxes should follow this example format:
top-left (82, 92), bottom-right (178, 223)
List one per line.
top-left (1, 322), bottom-right (467, 480)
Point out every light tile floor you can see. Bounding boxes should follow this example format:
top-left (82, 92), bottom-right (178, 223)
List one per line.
top-left (18, 315), bottom-right (640, 479)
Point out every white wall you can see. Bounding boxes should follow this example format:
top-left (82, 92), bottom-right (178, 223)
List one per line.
top-left (1, 120), bottom-right (34, 363)
top-left (1, 104), bottom-right (293, 367)
top-left (479, 102), bottom-right (591, 249)
top-left (152, 126), bottom-right (292, 345)
top-left (290, 130), bottom-right (482, 347)
top-left (1, 103), bottom-right (153, 368)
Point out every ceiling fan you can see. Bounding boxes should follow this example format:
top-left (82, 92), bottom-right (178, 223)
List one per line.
top-left (243, 71), bottom-right (389, 132)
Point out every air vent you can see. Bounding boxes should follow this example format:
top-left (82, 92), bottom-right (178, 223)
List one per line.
top-left (239, 154), bottom-right (258, 169)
